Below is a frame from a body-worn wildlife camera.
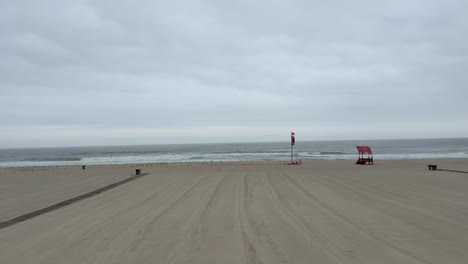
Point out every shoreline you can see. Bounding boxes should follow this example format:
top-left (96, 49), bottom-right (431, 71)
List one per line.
top-left (1, 157), bottom-right (467, 170)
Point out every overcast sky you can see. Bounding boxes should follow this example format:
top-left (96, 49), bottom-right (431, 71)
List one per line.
top-left (1, 0), bottom-right (467, 148)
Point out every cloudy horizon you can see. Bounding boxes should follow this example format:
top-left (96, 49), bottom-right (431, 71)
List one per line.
top-left (1, 0), bottom-right (467, 148)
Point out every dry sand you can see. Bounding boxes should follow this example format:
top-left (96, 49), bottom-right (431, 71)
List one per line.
top-left (0, 165), bottom-right (136, 222)
top-left (1, 159), bottom-right (468, 264)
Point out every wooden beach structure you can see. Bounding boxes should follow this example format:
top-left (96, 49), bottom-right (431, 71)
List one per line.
top-left (355, 146), bottom-right (374, 165)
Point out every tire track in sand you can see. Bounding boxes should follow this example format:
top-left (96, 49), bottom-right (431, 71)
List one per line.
top-left (123, 173), bottom-right (215, 252)
top-left (262, 173), bottom-right (350, 264)
top-left (284, 173), bottom-right (433, 264)
top-left (169, 173), bottom-right (230, 264)
top-left (77, 173), bottom-right (187, 238)
top-left (0, 173), bottom-right (151, 229)
top-left (238, 173), bottom-right (264, 264)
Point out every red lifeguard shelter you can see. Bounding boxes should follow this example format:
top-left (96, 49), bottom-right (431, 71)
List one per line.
top-left (355, 146), bottom-right (374, 165)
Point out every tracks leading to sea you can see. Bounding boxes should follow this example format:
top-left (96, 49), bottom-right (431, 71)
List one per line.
top-left (1, 160), bottom-right (468, 263)
top-left (0, 173), bottom-right (150, 230)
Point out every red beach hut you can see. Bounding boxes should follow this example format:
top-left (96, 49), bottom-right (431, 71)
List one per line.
top-left (355, 146), bottom-right (374, 165)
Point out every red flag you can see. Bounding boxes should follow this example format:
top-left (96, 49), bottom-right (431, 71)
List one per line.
top-left (291, 132), bottom-right (295, 145)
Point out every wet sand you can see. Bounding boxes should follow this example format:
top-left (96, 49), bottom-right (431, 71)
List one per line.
top-left (1, 159), bottom-right (468, 263)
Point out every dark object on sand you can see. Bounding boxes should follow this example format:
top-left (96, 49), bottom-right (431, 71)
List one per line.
top-left (0, 170), bottom-right (149, 230)
top-left (428, 165), bottom-right (437, 171)
top-left (82, 165), bottom-right (86, 170)
top-left (136, 169), bottom-right (141, 175)
top-left (355, 146), bottom-right (374, 165)
top-left (288, 160), bottom-right (302, 165)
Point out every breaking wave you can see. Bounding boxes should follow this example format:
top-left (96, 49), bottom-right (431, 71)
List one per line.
top-left (319, 151), bottom-right (347, 155)
top-left (1, 138), bottom-right (468, 167)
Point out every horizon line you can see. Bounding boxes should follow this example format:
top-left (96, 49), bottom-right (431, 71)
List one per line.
top-left (1, 136), bottom-right (467, 150)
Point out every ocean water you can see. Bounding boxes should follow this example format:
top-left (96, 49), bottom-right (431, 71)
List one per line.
top-left (0, 138), bottom-right (467, 167)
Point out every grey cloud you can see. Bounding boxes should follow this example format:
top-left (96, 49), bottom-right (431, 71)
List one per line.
top-left (1, 0), bottom-right (468, 147)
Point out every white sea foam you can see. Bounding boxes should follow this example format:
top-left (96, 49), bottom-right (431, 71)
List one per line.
top-left (1, 151), bottom-right (467, 167)
top-left (1, 139), bottom-right (467, 167)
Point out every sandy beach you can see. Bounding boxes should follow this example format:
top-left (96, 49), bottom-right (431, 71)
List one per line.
top-left (1, 159), bottom-right (468, 264)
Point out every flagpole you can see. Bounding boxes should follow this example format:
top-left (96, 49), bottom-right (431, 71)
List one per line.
top-left (291, 143), bottom-right (293, 163)
top-left (290, 132), bottom-right (295, 164)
